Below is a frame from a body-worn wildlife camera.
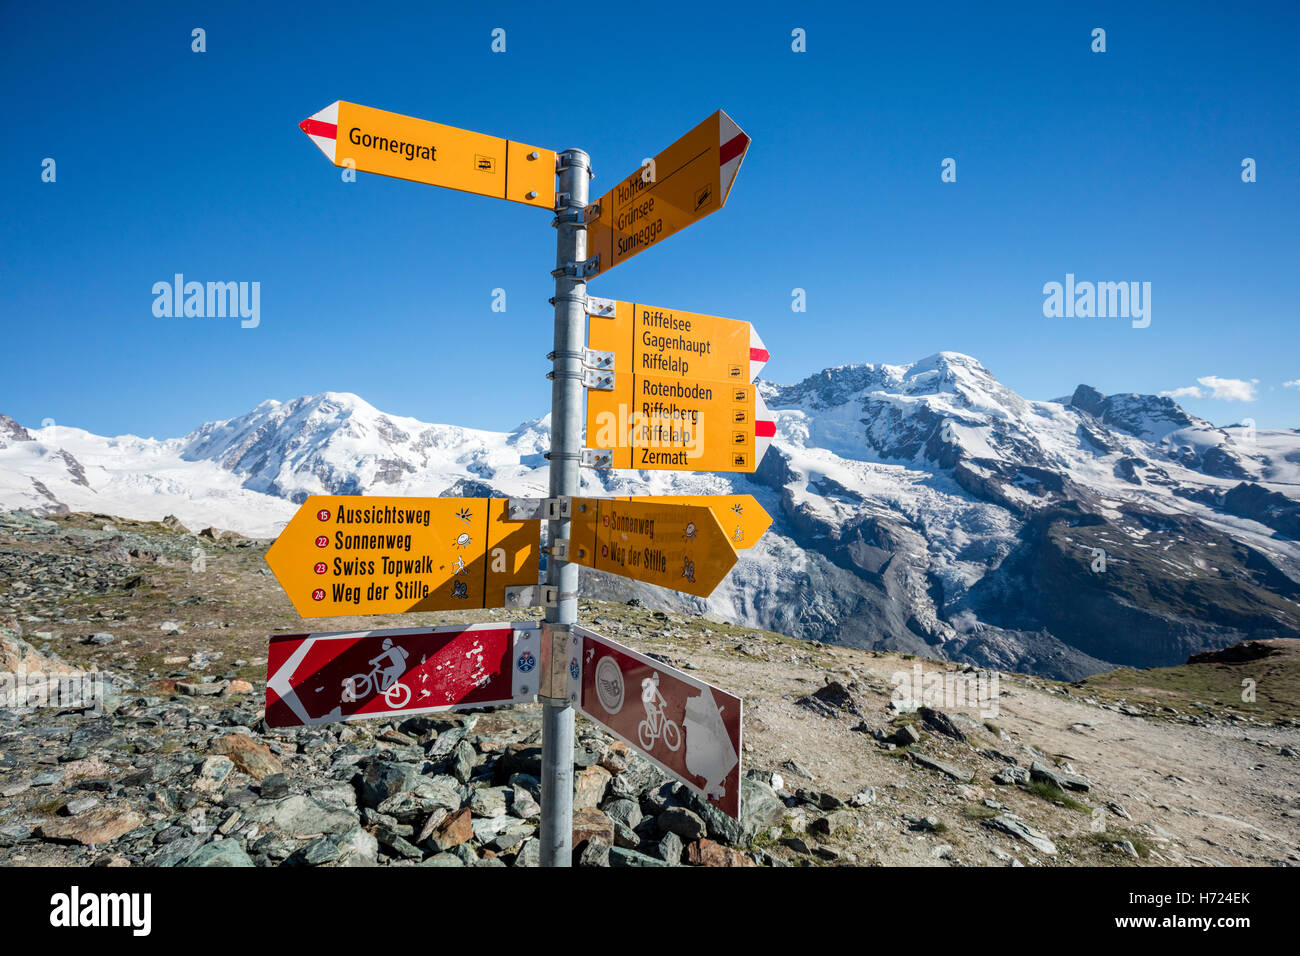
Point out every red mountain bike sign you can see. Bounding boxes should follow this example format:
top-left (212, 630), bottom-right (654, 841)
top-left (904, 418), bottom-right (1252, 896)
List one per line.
top-left (265, 623), bottom-right (540, 728)
top-left (573, 626), bottom-right (743, 818)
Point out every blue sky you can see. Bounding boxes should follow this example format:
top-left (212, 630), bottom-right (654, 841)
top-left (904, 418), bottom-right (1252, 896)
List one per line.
top-left (3, 1), bottom-right (1298, 437)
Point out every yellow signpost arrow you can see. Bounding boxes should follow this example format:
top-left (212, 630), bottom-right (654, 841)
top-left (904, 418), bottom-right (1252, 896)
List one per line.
top-left (585, 371), bottom-right (774, 472)
top-left (623, 495), bottom-right (771, 551)
top-left (569, 497), bottom-right (738, 598)
top-left (586, 298), bottom-right (769, 384)
top-left (300, 101), bottom-right (556, 209)
top-left (584, 110), bottom-right (750, 277)
top-left (265, 496), bottom-right (539, 617)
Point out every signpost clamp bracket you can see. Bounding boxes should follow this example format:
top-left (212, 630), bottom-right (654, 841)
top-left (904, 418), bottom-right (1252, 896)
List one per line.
top-left (504, 585), bottom-right (543, 608)
top-left (580, 449), bottom-right (613, 469)
top-left (550, 258), bottom-right (601, 280)
top-left (585, 296), bottom-right (617, 317)
top-left (582, 368), bottom-right (614, 390)
top-left (506, 497), bottom-right (572, 521)
top-left (583, 348), bottom-right (614, 371)
top-left (552, 209), bottom-right (585, 228)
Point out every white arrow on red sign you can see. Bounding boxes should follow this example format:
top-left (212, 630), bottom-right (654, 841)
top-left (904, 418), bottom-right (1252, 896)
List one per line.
top-left (573, 625), bottom-right (742, 819)
top-left (265, 623), bottom-right (540, 728)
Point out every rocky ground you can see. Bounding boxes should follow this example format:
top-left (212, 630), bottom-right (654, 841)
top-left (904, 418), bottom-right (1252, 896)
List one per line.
top-left (0, 508), bottom-right (1297, 867)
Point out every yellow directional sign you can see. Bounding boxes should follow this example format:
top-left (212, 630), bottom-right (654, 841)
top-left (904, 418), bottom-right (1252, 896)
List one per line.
top-left (299, 101), bottom-right (555, 209)
top-left (624, 495), bottom-right (771, 551)
top-left (586, 372), bottom-right (773, 472)
top-left (585, 110), bottom-right (750, 277)
top-left (265, 496), bottom-right (539, 617)
top-left (587, 299), bottom-right (769, 385)
top-left (570, 498), bottom-right (738, 598)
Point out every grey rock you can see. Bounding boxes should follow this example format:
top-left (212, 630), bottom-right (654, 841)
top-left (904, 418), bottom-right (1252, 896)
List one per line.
top-left (640, 781), bottom-right (684, 816)
top-left (609, 846), bottom-right (670, 867)
top-left (919, 707), bottom-right (967, 742)
top-left (612, 821), bottom-right (641, 849)
top-left (289, 836), bottom-right (341, 866)
top-left (377, 828), bottom-right (423, 860)
top-left (243, 795), bottom-right (359, 839)
top-left (60, 796), bottom-right (99, 816)
top-left (314, 782), bottom-right (358, 810)
top-left (512, 838), bottom-right (540, 867)
top-left (603, 798), bottom-right (643, 830)
top-left (450, 740), bottom-right (477, 784)
top-left (657, 806), bottom-right (707, 841)
top-left (183, 839), bottom-right (254, 867)
top-left (782, 759), bottom-right (815, 780)
top-left (422, 852), bottom-right (466, 867)
top-left (426, 726), bottom-right (467, 759)
top-left (994, 766), bottom-right (1031, 786)
top-left (911, 753), bottom-right (974, 783)
top-left (810, 810), bottom-right (857, 836)
top-left (781, 835), bottom-right (813, 854)
top-left (488, 823), bottom-right (534, 854)
top-left (259, 773), bottom-right (289, 799)
top-left (510, 785), bottom-right (540, 819)
top-left (655, 830), bottom-right (684, 864)
top-left (356, 760), bottom-right (419, 809)
top-left (469, 786), bottom-right (510, 818)
top-left (608, 757), bottom-right (662, 800)
top-left (681, 790), bottom-right (746, 847)
top-left (449, 842), bottom-right (478, 865)
top-left (1030, 760), bottom-right (1091, 792)
top-left (149, 834), bottom-right (206, 867)
top-left (796, 788), bottom-right (844, 811)
top-left (983, 815), bottom-right (1058, 856)
top-left (579, 838), bottom-right (612, 867)
top-left (891, 723), bottom-right (922, 746)
top-left (740, 777), bottom-right (786, 841)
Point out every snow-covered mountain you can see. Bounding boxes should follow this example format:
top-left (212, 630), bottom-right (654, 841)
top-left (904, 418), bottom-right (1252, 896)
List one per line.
top-left (4, 352), bottom-right (1299, 679)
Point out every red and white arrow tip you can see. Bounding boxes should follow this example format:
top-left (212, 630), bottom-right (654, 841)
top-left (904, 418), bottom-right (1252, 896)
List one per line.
top-left (719, 111), bottom-right (750, 207)
top-left (299, 101), bottom-right (340, 163)
top-left (749, 326), bottom-right (769, 381)
top-left (754, 393), bottom-right (775, 464)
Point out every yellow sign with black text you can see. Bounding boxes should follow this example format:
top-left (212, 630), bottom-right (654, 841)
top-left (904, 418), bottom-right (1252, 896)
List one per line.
top-left (570, 497), bottom-right (738, 597)
top-left (585, 110), bottom-right (749, 276)
top-left (587, 299), bottom-right (767, 385)
top-left (586, 372), bottom-right (757, 472)
top-left (299, 101), bottom-right (555, 208)
top-left (265, 496), bottom-right (538, 617)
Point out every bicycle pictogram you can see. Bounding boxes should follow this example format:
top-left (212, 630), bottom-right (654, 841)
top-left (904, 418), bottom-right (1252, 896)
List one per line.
top-left (637, 672), bottom-right (681, 752)
top-left (342, 638), bottom-right (411, 709)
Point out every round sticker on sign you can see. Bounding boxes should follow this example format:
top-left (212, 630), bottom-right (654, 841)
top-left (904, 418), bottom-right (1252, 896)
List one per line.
top-left (594, 656), bottom-right (624, 715)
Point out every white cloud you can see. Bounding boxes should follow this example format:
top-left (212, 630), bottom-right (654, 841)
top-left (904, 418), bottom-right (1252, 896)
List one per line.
top-left (1284, 379), bottom-right (1300, 390)
top-left (1159, 376), bottom-right (1259, 403)
top-left (1196, 376), bottom-right (1258, 402)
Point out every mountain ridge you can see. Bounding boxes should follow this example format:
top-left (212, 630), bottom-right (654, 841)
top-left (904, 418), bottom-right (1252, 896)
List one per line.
top-left (3, 351), bottom-right (1298, 680)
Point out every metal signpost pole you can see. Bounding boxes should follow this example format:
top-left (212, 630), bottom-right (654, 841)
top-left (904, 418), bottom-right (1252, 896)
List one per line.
top-left (539, 148), bottom-right (590, 867)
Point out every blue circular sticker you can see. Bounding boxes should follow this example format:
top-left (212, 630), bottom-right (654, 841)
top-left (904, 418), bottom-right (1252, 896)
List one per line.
top-left (517, 651), bottom-right (536, 673)
top-left (569, 657), bottom-right (579, 680)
